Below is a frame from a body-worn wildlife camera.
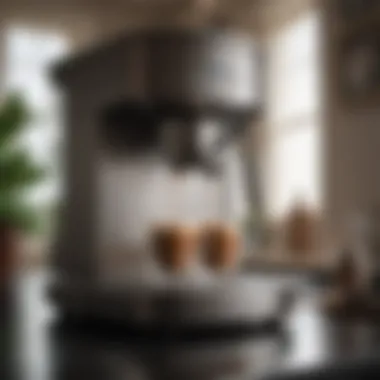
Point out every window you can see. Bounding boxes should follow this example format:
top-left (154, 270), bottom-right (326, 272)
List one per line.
top-left (265, 12), bottom-right (321, 220)
top-left (4, 26), bottom-right (70, 379)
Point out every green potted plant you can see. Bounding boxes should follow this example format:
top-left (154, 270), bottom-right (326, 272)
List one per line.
top-left (0, 94), bottom-right (47, 294)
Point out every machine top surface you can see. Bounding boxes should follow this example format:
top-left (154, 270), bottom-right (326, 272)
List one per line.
top-left (52, 27), bottom-right (261, 113)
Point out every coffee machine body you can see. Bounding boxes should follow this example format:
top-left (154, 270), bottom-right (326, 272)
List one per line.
top-left (51, 29), bottom-right (286, 328)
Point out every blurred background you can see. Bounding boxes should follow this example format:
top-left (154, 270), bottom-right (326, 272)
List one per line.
top-left (1, 0), bottom-right (325, 268)
top-left (2, 0), bottom-right (380, 378)
top-left (1, 0), bottom-right (372, 268)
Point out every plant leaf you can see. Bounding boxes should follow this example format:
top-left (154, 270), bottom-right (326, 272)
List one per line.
top-left (0, 196), bottom-right (42, 232)
top-left (0, 94), bottom-right (45, 233)
top-left (0, 150), bottom-right (48, 192)
top-left (0, 94), bottom-right (31, 147)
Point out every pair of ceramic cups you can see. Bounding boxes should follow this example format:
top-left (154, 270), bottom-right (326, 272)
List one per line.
top-left (151, 224), bottom-right (240, 273)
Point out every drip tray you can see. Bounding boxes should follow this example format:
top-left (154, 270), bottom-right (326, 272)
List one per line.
top-left (50, 275), bottom-right (295, 336)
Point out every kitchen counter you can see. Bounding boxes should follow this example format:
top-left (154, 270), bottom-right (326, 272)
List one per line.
top-left (7, 269), bottom-right (380, 380)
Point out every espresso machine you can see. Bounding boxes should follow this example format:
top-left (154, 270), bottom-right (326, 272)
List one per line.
top-left (51, 28), bottom-right (286, 332)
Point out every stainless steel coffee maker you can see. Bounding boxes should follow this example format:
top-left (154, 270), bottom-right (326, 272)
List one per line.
top-left (51, 28), bottom-right (283, 330)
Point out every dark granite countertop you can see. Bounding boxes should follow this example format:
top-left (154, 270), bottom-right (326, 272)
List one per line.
top-left (5, 270), bottom-right (380, 380)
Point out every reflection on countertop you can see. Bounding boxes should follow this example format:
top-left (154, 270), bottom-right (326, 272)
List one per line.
top-left (9, 270), bottom-right (380, 380)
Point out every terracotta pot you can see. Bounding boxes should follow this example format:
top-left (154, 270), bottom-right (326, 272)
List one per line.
top-left (0, 225), bottom-right (18, 294)
top-left (201, 224), bottom-right (240, 271)
top-left (152, 225), bottom-right (197, 273)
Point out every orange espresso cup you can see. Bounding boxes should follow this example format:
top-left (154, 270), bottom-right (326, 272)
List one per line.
top-left (201, 224), bottom-right (240, 271)
top-left (151, 224), bottom-right (198, 272)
